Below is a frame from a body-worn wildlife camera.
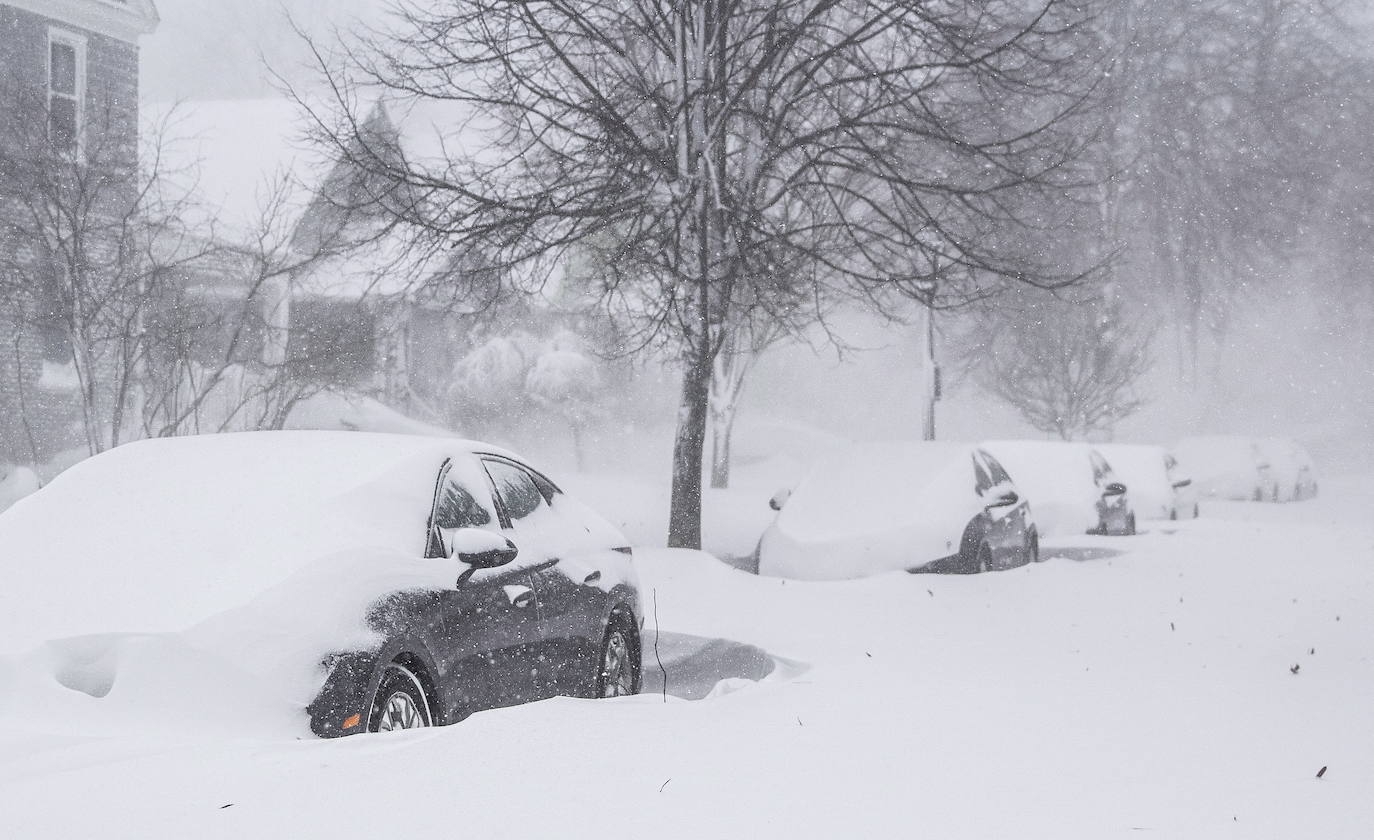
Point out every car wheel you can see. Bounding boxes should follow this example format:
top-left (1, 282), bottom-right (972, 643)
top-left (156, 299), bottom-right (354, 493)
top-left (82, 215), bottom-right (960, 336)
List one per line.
top-left (1125, 514), bottom-right (1137, 536)
top-left (596, 615), bottom-right (640, 698)
top-left (1026, 530), bottom-right (1041, 565)
top-left (368, 662), bottom-right (433, 733)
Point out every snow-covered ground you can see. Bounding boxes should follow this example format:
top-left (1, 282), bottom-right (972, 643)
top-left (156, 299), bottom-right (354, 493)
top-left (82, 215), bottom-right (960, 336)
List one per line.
top-left (2, 476), bottom-right (1373, 838)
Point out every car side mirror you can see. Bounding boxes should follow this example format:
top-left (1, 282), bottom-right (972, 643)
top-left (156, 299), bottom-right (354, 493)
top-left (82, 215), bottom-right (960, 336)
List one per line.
top-left (1103, 482), bottom-right (1127, 497)
top-left (1172, 478), bottom-right (1193, 489)
top-left (768, 487), bottom-right (792, 512)
top-left (986, 489), bottom-right (1019, 509)
top-left (448, 528), bottom-right (519, 585)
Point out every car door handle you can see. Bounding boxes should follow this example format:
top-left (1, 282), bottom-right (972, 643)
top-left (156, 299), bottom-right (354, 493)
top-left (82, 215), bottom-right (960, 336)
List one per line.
top-left (503, 584), bottom-right (535, 608)
top-left (582, 570), bottom-right (602, 585)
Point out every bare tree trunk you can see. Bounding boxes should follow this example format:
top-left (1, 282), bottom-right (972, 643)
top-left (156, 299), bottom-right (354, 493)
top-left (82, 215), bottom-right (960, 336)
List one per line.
top-left (570, 419), bottom-right (586, 472)
top-left (668, 337), bottom-right (710, 548)
top-left (709, 403), bottom-right (735, 489)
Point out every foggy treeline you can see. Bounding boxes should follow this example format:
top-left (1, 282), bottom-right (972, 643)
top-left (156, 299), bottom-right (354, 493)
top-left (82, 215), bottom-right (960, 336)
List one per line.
top-left (3, 0), bottom-right (1371, 546)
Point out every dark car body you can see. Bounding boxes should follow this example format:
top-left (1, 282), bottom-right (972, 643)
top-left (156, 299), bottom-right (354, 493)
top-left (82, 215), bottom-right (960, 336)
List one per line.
top-left (309, 451), bottom-right (641, 737)
top-left (945, 447), bottom-right (1040, 573)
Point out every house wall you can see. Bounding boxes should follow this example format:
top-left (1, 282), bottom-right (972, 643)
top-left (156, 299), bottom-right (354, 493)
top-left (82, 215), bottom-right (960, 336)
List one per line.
top-left (0, 3), bottom-right (145, 463)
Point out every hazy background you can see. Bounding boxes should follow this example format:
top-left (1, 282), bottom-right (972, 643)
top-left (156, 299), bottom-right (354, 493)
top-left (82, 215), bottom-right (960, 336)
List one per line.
top-left (139, 0), bottom-right (1374, 472)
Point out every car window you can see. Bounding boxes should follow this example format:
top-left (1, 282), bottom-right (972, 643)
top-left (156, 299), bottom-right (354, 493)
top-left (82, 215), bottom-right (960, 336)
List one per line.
top-left (972, 453), bottom-right (993, 495)
top-left (434, 477), bottom-right (492, 530)
top-left (982, 452), bottom-right (1014, 486)
top-left (1090, 451), bottom-right (1111, 482)
top-left (483, 459), bottom-right (546, 523)
top-left (426, 459), bottom-right (499, 558)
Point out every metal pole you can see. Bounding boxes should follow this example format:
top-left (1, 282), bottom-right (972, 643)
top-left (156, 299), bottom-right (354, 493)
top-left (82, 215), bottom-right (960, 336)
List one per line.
top-left (925, 303), bottom-right (936, 440)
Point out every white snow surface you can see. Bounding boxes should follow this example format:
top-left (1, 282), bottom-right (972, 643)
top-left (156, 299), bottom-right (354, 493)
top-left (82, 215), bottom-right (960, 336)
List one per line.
top-left (757, 442), bottom-right (989, 579)
top-left (2, 476), bottom-right (1373, 837)
top-left (983, 439), bottom-right (1103, 536)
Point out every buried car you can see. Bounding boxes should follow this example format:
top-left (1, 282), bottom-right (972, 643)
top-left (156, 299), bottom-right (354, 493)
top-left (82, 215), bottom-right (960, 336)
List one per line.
top-left (1173, 435), bottom-right (1277, 501)
top-left (982, 440), bottom-right (1136, 537)
top-left (757, 441), bottom-right (1039, 579)
top-left (1257, 437), bottom-right (1320, 502)
top-left (0, 432), bottom-right (641, 737)
top-left (1095, 444), bottom-right (1199, 521)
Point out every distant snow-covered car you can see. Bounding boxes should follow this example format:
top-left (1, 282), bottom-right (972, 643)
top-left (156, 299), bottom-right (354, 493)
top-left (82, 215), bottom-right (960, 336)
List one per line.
top-left (1174, 435), bottom-right (1277, 501)
top-left (1257, 437), bottom-right (1319, 501)
top-left (1095, 444), bottom-right (1199, 521)
top-left (982, 440), bottom-right (1136, 537)
top-left (757, 441), bottom-right (1039, 578)
top-left (0, 432), bottom-right (641, 737)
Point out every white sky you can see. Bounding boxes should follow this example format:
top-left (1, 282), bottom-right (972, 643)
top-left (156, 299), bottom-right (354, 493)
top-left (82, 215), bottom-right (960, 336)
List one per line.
top-left (141, 0), bottom-right (383, 101)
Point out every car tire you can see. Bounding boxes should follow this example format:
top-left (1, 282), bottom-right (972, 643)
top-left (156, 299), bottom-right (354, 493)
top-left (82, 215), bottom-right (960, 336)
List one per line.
top-left (1026, 530), bottom-right (1041, 565)
top-left (368, 661), bottom-right (433, 733)
top-left (595, 614), bottom-right (640, 698)
top-left (1125, 514), bottom-right (1137, 536)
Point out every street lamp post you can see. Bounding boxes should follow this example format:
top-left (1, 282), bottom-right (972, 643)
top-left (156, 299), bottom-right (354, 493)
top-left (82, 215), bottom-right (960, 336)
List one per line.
top-left (913, 279), bottom-right (938, 441)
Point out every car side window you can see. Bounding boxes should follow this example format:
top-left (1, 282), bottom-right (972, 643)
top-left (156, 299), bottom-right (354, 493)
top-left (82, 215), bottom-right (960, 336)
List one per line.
top-left (427, 459), bottom-right (498, 559)
top-left (1090, 451), bottom-right (1111, 483)
top-left (434, 478), bottom-right (491, 530)
top-left (983, 452), bottom-right (1014, 486)
top-left (972, 454), bottom-right (993, 495)
top-left (483, 459), bottom-right (546, 523)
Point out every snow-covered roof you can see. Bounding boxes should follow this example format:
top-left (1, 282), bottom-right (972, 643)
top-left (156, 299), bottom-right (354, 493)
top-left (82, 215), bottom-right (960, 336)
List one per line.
top-left (0, 431), bottom-right (524, 653)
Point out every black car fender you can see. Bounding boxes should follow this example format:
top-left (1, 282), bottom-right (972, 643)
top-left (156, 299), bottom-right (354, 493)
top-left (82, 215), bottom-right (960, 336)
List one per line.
top-left (307, 636), bottom-right (442, 738)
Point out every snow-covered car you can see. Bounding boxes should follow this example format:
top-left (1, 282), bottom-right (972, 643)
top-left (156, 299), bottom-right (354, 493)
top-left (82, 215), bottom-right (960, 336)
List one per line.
top-left (757, 441), bottom-right (1039, 578)
top-left (1173, 435), bottom-right (1277, 501)
top-left (1095, 444), bottom-right (1199, 521)
top-left (1257, 437), bottom-right (1319, 501)
top-left (982, 440), bottom-right (1136, 537)
top-left (0, 432), bottom-right (641, 737)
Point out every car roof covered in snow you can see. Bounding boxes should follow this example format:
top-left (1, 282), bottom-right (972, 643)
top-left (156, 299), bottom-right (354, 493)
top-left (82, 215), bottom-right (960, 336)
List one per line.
top-left (0, 431), bottom-right (523, 653)
top-left (775, 441), bottom-right (980, 544)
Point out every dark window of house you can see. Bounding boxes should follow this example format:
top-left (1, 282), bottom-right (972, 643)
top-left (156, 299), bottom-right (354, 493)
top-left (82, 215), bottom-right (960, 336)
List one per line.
top-left (483, 460), bottom-right (545, 522)
top-left (287, 300), bottom-right (376, 385)
top-left (48, 36), bottom-right (82, 155)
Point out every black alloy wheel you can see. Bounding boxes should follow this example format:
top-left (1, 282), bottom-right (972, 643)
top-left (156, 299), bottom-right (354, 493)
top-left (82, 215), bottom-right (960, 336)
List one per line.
top-left (368, 662), bottom-right (433, 733)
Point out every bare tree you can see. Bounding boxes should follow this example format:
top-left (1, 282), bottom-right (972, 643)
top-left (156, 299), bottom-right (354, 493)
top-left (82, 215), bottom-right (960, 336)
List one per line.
top-left (1089, 0), bottom-right (1360, 382)
top-left (0, 91), bottom-right (214, 457)
top-left (969, 286), bottom-right (1152, 440)
top-left (299, 0), bottom-right (1103, 548)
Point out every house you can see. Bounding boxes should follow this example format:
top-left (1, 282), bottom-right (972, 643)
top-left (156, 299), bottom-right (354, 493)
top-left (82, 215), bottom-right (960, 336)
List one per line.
top-left (156, 96), bottom-right (504, 430)
top-left (0, 0), bottom-right (160, 463)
